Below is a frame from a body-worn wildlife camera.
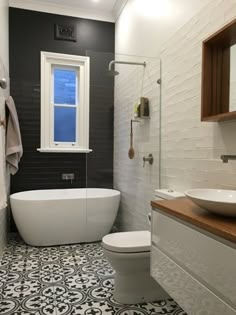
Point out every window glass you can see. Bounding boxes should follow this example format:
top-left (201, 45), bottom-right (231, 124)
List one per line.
top-left (54, 68), bottom-right (76, 105)
top-left (40, 52), bottom-right (89, 151)
top-left (54, 107), bottom-right (76, 142)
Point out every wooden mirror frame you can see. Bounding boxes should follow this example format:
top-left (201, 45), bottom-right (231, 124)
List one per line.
top-left (201, 18), bottom-right (236, 122)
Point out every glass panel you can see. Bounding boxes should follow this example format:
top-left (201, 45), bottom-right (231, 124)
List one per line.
top-left (85, 50), bottom-right (115, 189)
top-left (54, 68), bottom-right (77, 105)
top-left (85, 50), bottom-right (115, 242)
top-left (84, 49), bottom-right (160, 237)
top-left (54, 106), bottom-right (76, 142)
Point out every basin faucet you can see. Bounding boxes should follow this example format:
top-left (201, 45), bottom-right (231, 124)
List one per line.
top-left (220, 155), bottom-right (236, 163)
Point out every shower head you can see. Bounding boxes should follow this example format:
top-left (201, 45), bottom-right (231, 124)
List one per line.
top-left (107, 60), bottom-right (146, 77)
top-left (107, 69), bottom-right (119, 76)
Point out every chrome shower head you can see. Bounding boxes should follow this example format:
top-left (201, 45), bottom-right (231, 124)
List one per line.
top-left (107, 69), bottom-right (119, 76)
top-left (107, 60), bottom-right (146, 77)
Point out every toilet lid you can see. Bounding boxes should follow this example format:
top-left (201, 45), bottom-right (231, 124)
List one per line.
top-left (102, 231), bottom-right (150, 253)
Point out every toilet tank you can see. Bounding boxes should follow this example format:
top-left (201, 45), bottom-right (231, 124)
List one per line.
top-left (148, 189), bottom-right (184, 225)
top-left (154, 189), bottom-right (185, 200)
top-left (151, 189), bottom-right (185, 240)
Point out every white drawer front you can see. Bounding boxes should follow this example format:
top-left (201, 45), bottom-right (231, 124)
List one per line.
top-left (151, 211), bottom-right (236, 308)
top-left (151, 245), bottom-right (236, 315)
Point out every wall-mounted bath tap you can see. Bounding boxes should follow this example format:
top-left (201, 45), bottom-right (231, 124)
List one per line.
top-left (143, 154), bottom-right (154, 167)
top-left (0, 78), bottom-right (7, 89)
top-left (221, 155), bottom-right (236, 163)
top-left (62, 173), bottom-right (75, 184)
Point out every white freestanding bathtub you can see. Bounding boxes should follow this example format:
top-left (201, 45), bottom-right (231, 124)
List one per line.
top-left (10, 188), bottom-right (120, 246)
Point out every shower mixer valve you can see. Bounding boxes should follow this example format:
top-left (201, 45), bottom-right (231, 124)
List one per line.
top-left (62, 173), bottom-right (75, 184)
top-left (143, 154), bottom-right (154, 167)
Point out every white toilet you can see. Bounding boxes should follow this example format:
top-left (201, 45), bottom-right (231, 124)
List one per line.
top-left (102, 189), bottom-right (184, 304)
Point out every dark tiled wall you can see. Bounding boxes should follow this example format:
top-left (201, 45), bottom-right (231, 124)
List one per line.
top-left (9, 8), bottom-right (115, 194)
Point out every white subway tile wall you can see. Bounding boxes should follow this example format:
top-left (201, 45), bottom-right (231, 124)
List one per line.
top-left (0, 92), bottom-right (9, 257)
top-left (0, 207), bottom-right (7, 257)
top-left (0, 97), bottom-right (8, 257)
top-left (0, 0), bottom-right (9, 257)
top-left (114, 56), bottom-right (160, 231)
top-left (160, 0), bottom-right (236, 192)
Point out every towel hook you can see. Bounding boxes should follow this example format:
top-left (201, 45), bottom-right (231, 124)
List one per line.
top-left (0, 120), bottom-right (5, 128)
top-left (0, 78), bottom-right (7, 89)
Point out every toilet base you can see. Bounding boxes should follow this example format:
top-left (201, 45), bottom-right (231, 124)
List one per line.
top-left (113, 271), bottom-right (170, 304)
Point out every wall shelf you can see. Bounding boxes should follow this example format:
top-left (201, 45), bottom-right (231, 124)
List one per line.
top-left (201, 18), bottom-right (236, 122)
top-left (201, 111), bottom-right (236, 122)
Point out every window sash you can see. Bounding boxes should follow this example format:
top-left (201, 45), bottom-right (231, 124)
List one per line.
top-left (51, 65), bottom-right (79, 106)
top-left (52, 105), bottom-right (79, 146)
top-left (50, 65), bottom-right (80, 147)
top-left (40, 51), bottom-right (90, 153)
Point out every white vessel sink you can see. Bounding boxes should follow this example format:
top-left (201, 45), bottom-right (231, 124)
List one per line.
top-left (185, 189), bottom-right (236, 217)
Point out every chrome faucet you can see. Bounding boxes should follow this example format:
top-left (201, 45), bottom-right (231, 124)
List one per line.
top-left (61, 173), bottom-right (75, 184)
top-left (220, 155), bottom-right (236, 163)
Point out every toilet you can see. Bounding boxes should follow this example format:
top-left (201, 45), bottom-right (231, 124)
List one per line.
top-left (102, 189), bottom-right (184, 304)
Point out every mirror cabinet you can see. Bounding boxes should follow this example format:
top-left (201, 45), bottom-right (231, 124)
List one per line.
top-left (202, 18), bottom-right (236, 122)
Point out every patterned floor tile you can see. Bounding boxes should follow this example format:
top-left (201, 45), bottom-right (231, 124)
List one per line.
top-left (0, 234), bottom-right (188, 315)
top-left (0, 267), bottom-right (23, 292)
top-left (62, 272), bottom-right (100, 290)
top-left (0, 295), bottom-right (20, 315)
top-left (1, 279), bottom-right (42, 299)
top-left (21, 286), bottom-right (57, 315)
top-left (52, 285), bottom-right (87, 314)
top-left (11, 311), bottom-right (40, 315)
top-left (72, 300), bottom-right (120, 315)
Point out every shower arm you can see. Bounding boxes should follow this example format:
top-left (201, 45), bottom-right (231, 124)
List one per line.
top-left (108, 60), bottom-right (146, 71)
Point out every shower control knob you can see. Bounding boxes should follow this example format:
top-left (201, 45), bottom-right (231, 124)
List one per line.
top-left (143, 154), bottom-right (154, 167)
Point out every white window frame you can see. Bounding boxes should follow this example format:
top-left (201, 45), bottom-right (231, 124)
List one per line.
top-left (38, 51), bottom-right (92, 153)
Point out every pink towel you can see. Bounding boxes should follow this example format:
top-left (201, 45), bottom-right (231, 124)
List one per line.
top-left (5, 96), bottom-right (23, 175)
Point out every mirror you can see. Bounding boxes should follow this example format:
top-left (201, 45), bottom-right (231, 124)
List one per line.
top-left (201, 18), bottom-right (236, 122)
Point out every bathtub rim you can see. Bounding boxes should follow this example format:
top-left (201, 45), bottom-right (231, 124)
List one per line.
top-left (10, 188), bottom-right (120, 201)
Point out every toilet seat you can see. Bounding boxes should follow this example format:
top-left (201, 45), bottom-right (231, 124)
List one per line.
top-left (102, 231), bottom-right (150, 253)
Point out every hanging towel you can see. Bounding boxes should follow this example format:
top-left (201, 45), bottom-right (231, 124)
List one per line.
top-left (5, 96), bottom-right (23, 175)
top-left (0, 120), bottom-right (7, 209)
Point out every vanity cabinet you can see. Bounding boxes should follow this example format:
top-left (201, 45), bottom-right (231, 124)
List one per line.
top-left (151, 205), bottom-right (236, 315)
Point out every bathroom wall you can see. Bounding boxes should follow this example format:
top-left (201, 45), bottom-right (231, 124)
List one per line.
top-left (9, 8), bottom-right (115, 196)
top-left (114, 0), bottom-right (211, 231)
top-left (114, 56), bottom-right (160, 231)
top-left (115, 0), bottom-right (210, 57)
top-left (0, 0), bottom-right (9, 256)
top-left (160, 0), bottom-right (236, 192)
top-left (115, 0), bottom-right (236, 231)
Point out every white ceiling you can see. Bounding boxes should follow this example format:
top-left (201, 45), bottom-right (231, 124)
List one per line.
top-left (47, 0), bottom-right (118, 12)
top-left (9, 0), bottom-right (128, 22)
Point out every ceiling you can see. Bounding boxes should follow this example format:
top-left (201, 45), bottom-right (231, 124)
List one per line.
top-left (9, 0), bottom-right (128, 22)
top-left (47, 0), bottom-right (119, 12)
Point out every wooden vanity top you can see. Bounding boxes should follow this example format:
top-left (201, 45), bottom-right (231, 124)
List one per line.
top-left (151, 198), bottom-right (236, 244)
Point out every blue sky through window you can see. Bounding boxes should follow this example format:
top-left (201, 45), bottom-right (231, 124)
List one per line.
top-left (54, 68), bottom-right (76, 105)
top-left (54, 107), bottom-right (76, 142)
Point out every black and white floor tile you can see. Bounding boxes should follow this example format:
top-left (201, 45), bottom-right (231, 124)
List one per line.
top-left (0, 234), bottom-right (187, 315)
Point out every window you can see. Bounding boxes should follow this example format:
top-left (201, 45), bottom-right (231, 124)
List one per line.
top-left (38, 51), bottom-right (91, 153)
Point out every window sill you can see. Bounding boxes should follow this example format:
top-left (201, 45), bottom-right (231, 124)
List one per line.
top-left (37, 148), bottom-right (93, 153)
